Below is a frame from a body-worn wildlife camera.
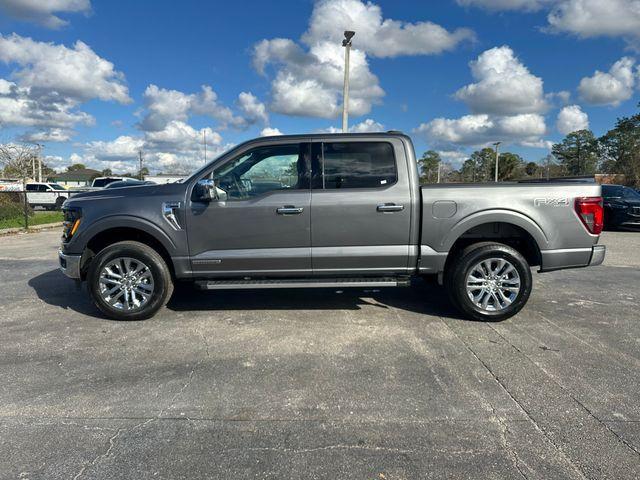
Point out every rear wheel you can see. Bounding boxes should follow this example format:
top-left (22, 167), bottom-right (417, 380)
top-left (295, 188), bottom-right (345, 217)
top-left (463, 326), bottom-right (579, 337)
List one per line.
top-left (445, 242), bottom-right (532, 322)
top-left (87, 241), bottom-right (173, 320)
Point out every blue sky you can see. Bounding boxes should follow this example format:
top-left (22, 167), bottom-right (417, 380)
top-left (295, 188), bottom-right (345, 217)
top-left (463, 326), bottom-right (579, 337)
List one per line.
top-left (1, 0), bottom-right (639, 173)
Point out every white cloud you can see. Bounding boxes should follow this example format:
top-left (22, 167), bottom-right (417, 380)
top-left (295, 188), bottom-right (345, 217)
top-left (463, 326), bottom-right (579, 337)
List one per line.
top-left (557, 105), bottom-right (589, 135)
top-left (322, 118), bottom-right (385, 133)
top-left (19, 128), bottom-right (73, 143)
top-left (260, 127), bottom-right (283, 137)
top-left (77, 121), bottom-right (232, 174)
top-left (254, 0), bottom-right (473, 119)
top-left (349, 118), bottom-right (385, 133)
top-left (458, 0), bottom-right (640, 47)
top-left (456, 0), bottom-right (550, 11)
top-left (138, 84), bottom-right (264, 132)
top-left (0, 34), bottom-right (129, 142)
top-left (0, 79), bottom-right (93, 135)
top-left (237, 91), bottom-right (269, 124)
top-left (578, 57), bottom-right (637, 106)
top-left (437, 150), bottom-right (469, 167)
top-left (0, 34), bottom-right (130, 104)
top-left (255, 39), bottom-right (384, 118)
top-left (0, 0), bottom-right (91, 29)
top-left (415, 45), bottom-right (550, 149)
top-left (454, 46), bottom-right (547, 115)
top-left (138, 84), bottom-right (246, 132)
top-left (547, 0), bottom-right (640, 42)
top-left (415, 113), bottom-right (546, 147)
top-left (304, 0), bottom-right (475, 58)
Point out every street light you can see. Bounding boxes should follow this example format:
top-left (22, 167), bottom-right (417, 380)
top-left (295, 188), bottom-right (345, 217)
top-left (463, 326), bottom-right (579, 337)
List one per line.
top-left (342, 30), bottom-right (355, 133)
top-left (493, 141), bottom-right (501, 182)
top-left (33, 143), bottom-right (44, 182)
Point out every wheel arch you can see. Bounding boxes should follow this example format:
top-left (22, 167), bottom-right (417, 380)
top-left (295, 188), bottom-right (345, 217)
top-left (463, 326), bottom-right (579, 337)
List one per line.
top-left (78, 217), bottom-right (176, 279)
top-left (442, 211), bottom-right (547, 269)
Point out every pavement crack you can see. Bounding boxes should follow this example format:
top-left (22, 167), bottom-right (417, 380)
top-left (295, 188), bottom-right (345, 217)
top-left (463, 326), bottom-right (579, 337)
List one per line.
top-left (72, 427), bottom-right (125, 480)
top-left (488, 323), bottom-right (640, 459)
top-left (440, 318), bottom-right (588, 480)
top-left (71, 329), bottom-right (212, 478)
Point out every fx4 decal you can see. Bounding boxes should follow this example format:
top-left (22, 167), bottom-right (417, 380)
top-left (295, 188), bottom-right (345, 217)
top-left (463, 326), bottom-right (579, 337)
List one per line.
top-left (534, 197), bottom-right (570, 207)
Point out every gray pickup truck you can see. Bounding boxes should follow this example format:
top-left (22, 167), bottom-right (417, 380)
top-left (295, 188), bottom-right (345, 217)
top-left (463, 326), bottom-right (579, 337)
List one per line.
top-left (59, 132), bottom-right (605, 321)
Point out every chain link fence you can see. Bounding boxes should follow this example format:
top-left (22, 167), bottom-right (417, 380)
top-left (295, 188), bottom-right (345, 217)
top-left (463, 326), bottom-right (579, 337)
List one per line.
top-left (0, 187), bottom-right (85, 230)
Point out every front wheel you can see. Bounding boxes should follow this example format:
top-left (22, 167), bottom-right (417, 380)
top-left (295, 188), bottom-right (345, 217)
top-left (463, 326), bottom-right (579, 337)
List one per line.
top-left (445, 242), bottom-right (532, 322)
top-left (87, 241), bottom-right (173, 320)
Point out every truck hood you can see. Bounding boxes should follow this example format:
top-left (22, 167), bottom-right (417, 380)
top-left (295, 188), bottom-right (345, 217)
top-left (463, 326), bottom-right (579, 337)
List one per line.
top-left (65, 182), bottom-right (185, 206)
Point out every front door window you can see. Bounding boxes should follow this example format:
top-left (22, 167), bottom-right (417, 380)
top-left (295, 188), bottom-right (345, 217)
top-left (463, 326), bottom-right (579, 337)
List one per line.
top-left (211, 144), bottom-right (310, 200)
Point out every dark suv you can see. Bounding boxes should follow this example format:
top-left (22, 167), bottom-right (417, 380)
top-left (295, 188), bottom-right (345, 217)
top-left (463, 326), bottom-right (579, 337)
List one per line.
top-left (602, 185), bottom-right (640, 230)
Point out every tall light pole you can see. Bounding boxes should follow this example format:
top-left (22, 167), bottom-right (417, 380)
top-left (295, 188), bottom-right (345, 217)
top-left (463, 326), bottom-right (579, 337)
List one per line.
top-left (35, 143), bottom-right (43, 182)
top-left (493, 141), bottom-right (501, 182)
top-left (342, 30), bottom-right (355, 133)
top-left (138, 149), bottom-right (144, 180)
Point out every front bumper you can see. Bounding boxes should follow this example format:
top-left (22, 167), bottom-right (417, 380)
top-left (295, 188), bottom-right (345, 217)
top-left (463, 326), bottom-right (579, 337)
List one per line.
top-left (59, 250), bottom-right (82, 279)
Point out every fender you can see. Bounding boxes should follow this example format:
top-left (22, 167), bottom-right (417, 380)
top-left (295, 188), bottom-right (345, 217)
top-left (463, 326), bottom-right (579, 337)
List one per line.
top-left (75, 214), bottom-right (178, 255)
top-left (439, 209), bottom-right (549, 252)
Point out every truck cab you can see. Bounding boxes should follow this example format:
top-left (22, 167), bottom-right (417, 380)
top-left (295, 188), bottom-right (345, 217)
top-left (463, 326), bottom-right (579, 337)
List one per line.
top-left (59, 132), bottom-right (605, 322)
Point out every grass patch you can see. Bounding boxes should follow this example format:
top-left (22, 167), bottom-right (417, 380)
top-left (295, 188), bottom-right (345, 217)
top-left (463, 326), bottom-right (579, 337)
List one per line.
top-left (0, 211), bottom-right (63, 230)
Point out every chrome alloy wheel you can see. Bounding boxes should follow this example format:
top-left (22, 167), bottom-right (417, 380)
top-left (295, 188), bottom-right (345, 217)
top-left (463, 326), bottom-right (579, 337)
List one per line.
top-left (98, 257), bottom-right (154, 311)
top-left (465, 258), bottom-right (521, 312)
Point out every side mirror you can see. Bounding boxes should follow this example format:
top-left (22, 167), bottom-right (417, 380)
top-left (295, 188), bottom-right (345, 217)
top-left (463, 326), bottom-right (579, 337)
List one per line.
top-left (194, 179), bottom-right (217, 202)
top-left (194, 178), bottom-right (227, 202)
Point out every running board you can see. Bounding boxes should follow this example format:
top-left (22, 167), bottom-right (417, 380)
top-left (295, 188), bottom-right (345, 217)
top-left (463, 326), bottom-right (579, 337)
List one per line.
top-left (194, 277), bottom-right (410, 290)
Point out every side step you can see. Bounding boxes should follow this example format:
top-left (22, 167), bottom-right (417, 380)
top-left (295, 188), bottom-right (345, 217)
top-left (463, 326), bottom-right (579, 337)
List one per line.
top-left (194, 277), bottom-right (410, 290)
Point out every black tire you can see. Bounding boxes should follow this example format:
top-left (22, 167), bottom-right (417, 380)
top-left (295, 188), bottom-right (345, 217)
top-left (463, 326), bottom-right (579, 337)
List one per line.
top-left (445, 242), bottom-right (532, 322)
top-left (87, 241), bottom-right (173, 321)
top-left (55, 197), bottom-right (65, 210)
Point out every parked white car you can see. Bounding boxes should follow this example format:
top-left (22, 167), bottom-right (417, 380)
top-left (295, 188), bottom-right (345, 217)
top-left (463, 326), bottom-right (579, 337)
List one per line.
top-left (25, 182), bottom-right (70, 210)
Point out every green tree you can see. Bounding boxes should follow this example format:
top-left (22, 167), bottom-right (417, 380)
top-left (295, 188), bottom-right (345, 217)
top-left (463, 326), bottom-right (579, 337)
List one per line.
top-left (460, 148), bottom-right (495, 182)
top-left (497, 152), bottom-right (524, 180)
top-left (417, 150), bottom-right (441, 184)
top-left (138, 166), bottom-right (149, 180)
top-left (524, 161), bottom-right (540, 177)
top-left (67, 163), bottom-right (87, 172)
top-left (101, 168), bottom-right (113, 176)
top-left (551, 130), bottom-right (599, 176)
top-left (599, 108), bottom-right (640, 186)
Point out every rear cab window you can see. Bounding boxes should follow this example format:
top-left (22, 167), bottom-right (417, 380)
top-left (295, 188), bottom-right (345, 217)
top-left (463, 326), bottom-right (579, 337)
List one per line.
top-left (317, 142), bottom-right (397, 189)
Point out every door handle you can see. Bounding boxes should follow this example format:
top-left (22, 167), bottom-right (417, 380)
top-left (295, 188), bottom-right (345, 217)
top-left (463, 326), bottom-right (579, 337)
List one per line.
top-left (276, 206), bottom-right (304, 215)
top-left (377, 203), bottom-right (405, 213)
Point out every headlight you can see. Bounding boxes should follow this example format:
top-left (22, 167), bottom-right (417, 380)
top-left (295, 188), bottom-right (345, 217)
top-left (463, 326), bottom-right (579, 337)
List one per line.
top-left (62, 207), bottom-right (82, 242)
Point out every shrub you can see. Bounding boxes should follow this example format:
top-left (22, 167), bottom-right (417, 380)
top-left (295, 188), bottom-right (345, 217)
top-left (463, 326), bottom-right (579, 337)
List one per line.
top-left (0, 193), bottom-right (33, 221)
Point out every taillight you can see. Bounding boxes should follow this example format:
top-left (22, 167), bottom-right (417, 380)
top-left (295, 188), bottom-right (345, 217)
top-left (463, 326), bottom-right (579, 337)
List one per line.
top-left (575, 197), bottom-right (603, 235)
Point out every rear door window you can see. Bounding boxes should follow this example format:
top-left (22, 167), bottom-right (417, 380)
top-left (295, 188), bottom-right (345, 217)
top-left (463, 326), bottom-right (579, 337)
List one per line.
top-left (320, 142), bottom-right (396, 189)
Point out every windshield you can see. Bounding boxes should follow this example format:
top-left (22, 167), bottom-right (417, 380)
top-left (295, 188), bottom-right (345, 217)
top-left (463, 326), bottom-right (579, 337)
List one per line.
top-left (92, 178), bottom-right (120, 188)
top-left (623, 187), bottom-right (640, 200)
top-left (49, 184), bottom-right (66, 191)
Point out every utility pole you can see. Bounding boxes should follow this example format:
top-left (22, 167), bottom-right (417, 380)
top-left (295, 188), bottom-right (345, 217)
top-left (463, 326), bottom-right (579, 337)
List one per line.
top-left (138, 150), bottom-right (144, 180)
top-left (493, 141), bottom-right (501, 182)
top-left (35, 143), bottom-right (43, 182)
top-left (342, 30), bottom-right (355, 133)
top-left (437, 162), bottom-right (441, 184)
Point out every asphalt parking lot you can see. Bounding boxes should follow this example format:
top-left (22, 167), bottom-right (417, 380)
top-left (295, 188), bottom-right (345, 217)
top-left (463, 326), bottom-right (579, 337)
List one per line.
top-left (1, 230), bottom-right (639, 479)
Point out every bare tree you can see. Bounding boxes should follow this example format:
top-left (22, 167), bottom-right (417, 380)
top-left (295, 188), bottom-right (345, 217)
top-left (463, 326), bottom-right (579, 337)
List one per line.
top-left (0, 143), bottom-right (38, 183)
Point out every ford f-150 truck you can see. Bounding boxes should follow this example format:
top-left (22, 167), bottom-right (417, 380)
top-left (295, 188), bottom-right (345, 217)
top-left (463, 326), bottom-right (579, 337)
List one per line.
top-left (59, 132), bottom-right (605, 321)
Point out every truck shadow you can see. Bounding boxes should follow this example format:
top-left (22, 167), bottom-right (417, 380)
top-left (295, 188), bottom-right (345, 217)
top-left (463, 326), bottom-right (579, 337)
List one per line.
top-left (29, 269), bottom-right (464, 321)
top-left (165, 278), bottom-right (464, 319)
